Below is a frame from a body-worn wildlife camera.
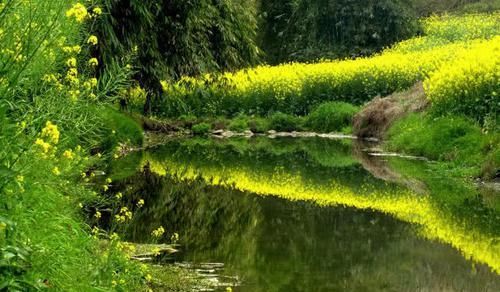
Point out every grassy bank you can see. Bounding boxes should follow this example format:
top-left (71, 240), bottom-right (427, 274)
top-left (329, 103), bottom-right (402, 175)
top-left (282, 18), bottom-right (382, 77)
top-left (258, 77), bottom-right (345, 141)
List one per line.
top-left (0, 1), bottom-right (171, 290)
top-left (148, 12), bottom-right (499, 179)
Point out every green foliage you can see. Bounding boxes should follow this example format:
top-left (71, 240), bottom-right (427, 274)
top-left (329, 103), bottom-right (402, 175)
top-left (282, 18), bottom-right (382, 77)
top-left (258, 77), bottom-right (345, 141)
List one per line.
top-left (410, 0), bottom-right (500, 16)
top-left (192, 123), bottom-right (212, 135)
top-left (305, 102), bottom-right (359, 133)
top-left (94, 0), bottom-right (261, 112)
top-left (248, 117), bottom-right (270, 133)
top-left (229, 115), bottom-right (250, 132)
top-left (0, 1), bottom-right (148, 290)
top-left (99, 106), bottom-right (144, 151)
top-left (259, 0), bottom-right (419, 63)
top-left (386, 114), bottom-right (498, 169)
top-left (269, 112), bottom-right (303, 132)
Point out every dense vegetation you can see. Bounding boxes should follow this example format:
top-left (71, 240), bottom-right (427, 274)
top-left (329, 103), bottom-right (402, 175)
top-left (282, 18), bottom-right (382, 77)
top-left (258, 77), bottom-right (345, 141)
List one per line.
top-left (158, 14), bottom-right (498, 119)
top-left (0, 0), bottom-right (498, 290)
top-left (0, 1), bottom-right (149, 290)
top-left (259, 0), bottom-right (419, 63)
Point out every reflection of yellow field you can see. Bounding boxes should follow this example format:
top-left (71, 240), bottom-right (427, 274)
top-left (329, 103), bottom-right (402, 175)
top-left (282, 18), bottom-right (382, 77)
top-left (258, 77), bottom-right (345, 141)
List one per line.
top-left (145, 156), bottom-right (500, 274)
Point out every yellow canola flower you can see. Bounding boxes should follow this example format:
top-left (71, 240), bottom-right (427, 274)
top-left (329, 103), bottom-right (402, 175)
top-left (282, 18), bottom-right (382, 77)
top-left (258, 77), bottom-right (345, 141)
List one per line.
top-left (87, 35), bottom-right (98, 46)
top-left (92, 7), bottom-right (102, 16)
top-left (66, 57), bottom-right (77, 67)
top-left (137, 199), bottom-right (145, 208)
top-left (88, 58), bottom-right (98, 67)
top-left (66, 3), bottom-right (88, 23)
top-left (35, 138), bottom-right (51, 154)
top-left (151, 226), bottom-right (165, 238)
top-left (52, 167), bottom-right (61, 176)
top-left (41, 121), bottom-right (60, 144)
top-left (63, 149), bottom-right (74, 160)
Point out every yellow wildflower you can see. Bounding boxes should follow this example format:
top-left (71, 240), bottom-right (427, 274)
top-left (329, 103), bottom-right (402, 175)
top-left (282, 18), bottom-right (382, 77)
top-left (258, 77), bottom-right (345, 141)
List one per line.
top-left (137, 199), bottom-right (145, 208)
top-left (88, 58), bottom-right (98, 67)
top-left (103, 185), bottom-right (108, 191)
top-left (52, 167), bottom-right (61, 176)
top-left (66, 57), bottom-right (77, 67)
top-left (63, 149), bottom-right (74, 159)
top-left (151, 226), bottom-right (165, 238)
top-left (35, 138), bottom-right (51, 154)
top-left (66, 3), bottom-right (88, 23)
top-left (92, 7), bottom-right (102, 16)
top-left (171, 232), bottom-right (179, 243)
top-left (145, 274), bottom-right (152, 282)
top-left (41, 121), bottom-right (60, 144)
top-left (94, 211), bottom-right (101, 219)
top-left (115, 192), bottom-right (123, 199)
top-left (87, 35), bottom-right (98, 46)
top-left (16, 175), bottom-right (24, 183)
top-left (69, 90), bottom-right (80, 102)
top-left (105, 177), bottom-right (112, 184)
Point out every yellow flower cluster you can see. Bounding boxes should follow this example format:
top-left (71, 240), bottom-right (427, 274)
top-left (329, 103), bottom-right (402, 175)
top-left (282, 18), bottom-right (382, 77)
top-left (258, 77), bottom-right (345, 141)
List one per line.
top-left (41, 121), bottom-right (60, 144)
top-left (163, 38), bottom-right (496, 115)
top-left (66, 3), bottom-right (88, 23)
top-left (151, 226), bottom-right (165, 238)
top-left (160, 13), bottom-right (499, 117)
top-left (425, 36), bottom-right (500, 120)
top-left (115, 207), bottom-right (133, 223)
top-left (87, 35), bottom-right (98, 46)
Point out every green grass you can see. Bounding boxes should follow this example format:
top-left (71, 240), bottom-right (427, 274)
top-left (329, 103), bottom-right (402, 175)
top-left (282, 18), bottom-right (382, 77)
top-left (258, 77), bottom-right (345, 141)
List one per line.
top-left (268, 112), bottom-right (303, 132)
top-left (99, 106), bottom-right (144, 151)
top-left (305, 102), bottom-right (359, 133)
top-left (386, 113), bottom-right (499, 177)
top-left (192, 123), bottom-right (212, 135)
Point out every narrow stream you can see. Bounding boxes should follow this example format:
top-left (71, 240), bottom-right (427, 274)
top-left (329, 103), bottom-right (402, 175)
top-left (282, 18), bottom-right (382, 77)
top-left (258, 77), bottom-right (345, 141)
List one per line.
top-left (107, 137), bottom-right (500, 291)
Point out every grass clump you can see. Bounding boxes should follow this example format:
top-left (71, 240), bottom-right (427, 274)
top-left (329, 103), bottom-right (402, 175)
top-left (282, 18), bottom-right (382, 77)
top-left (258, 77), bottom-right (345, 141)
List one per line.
top-left (306, 102), bottom-right (359, 133)
top-left (192, 123), bottom-right (212, 135)
top-left (248, 117), bottom-right (270, 133)
top-left (269, 112), bottom-right (303, 132)
top-left (386, 113), bottom-right (499, 173)
top-left (228, 115), bottom-right (250, 132)
top-left (99, 107), bottom-right (144, 151)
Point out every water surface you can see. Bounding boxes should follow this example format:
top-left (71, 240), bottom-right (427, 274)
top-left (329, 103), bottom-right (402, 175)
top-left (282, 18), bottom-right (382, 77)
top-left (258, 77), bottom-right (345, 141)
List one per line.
top-left (109, 137), bottom-right (500, 291)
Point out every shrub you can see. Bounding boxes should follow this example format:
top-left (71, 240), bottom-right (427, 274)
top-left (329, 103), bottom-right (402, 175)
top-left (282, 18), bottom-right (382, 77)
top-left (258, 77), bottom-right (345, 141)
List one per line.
top-left (248, 117), bottom-right (270, 133)
top-left (305, 102), bottom-right (359, 133)
top-left (229, 115), bottom-right (250, 132)
top-left (269, 112), bottom-right (303, 132)
top-left (192, 123), bottom-right (212, 135)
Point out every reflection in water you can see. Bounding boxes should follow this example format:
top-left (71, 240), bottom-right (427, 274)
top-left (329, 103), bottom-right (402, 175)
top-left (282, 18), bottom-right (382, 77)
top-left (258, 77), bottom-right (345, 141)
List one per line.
top-left (110, 137), bottom-right (500, 290)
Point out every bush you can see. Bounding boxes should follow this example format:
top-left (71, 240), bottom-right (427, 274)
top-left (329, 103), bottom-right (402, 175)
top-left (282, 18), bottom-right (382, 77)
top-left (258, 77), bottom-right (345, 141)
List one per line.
top-left (229, 115), bottom-right (250, 132)
top-left (248, 117), bottom-right (270, 133)
top-left (305, 102), bottom-right (359, 133)
top-left (269, 112), bottom-right (303, 132)
top-left (192, 123), bottom-right (212, 135)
